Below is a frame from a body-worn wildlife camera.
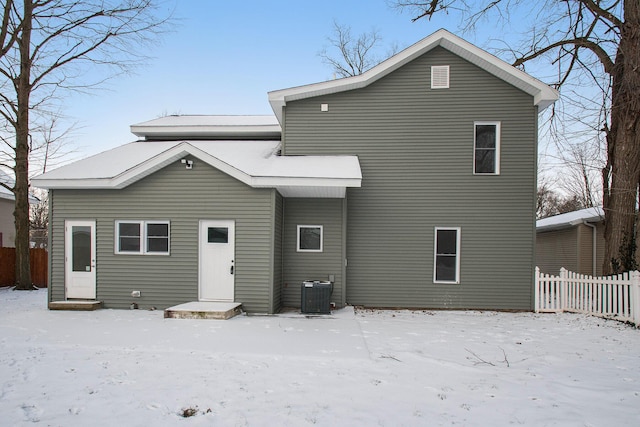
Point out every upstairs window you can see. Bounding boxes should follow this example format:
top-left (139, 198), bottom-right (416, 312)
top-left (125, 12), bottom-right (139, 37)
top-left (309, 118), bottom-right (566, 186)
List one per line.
top-left (431, 65), bottom-right (450, 89)
top-left (297, 225), bottom-right (323, 252)
top-left (434, 227), bottom-right (461, 284)
top-left (474, 122), bottom-right (501, 175)
top-left (116, 221), bottom-right (170, 255)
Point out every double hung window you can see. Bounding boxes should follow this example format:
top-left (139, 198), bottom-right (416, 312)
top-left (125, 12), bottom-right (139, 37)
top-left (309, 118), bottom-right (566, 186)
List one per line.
top-left (434, 227), bottom-right (461, 284)
top-left (474, 122), bottom-right (500, 175)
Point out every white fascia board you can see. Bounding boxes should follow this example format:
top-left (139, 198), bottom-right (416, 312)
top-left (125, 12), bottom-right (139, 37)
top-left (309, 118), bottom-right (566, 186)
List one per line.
top-left (130, 124), bottom-right (282, 139)
top-left (251, 176), bottom-right (361, 188)
top-left (268, 29), bottom-right (558, 122)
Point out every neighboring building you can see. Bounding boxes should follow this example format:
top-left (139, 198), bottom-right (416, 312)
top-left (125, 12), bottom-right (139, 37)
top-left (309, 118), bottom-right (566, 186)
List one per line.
top-left (0, 170), bottom-right (39, 248)
top-left (536, 207), bottom-right (605, 276)
top-left (32, 29), bottom-right (558, 313)
top-left (0, 171), bottom-right (14, 247)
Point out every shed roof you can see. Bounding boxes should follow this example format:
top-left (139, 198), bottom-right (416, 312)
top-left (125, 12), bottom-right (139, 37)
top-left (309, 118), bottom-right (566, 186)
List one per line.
top-left (536, 207), bottom-right (604, 232)
top-left (130, 115), bottom-right (281, 140)
top-left (31, 140), bottom-right (361, 198)
top-left (268, 29), bottom-right (559, 124)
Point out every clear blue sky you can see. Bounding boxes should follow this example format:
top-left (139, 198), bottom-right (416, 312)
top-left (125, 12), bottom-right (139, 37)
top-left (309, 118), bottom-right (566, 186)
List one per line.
top-left (60, 1), bottom-right (515, 161)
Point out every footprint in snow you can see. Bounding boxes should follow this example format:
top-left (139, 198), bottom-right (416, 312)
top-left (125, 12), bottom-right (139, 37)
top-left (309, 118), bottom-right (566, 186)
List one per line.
top-left (21, 403), bottom-right (42, 422)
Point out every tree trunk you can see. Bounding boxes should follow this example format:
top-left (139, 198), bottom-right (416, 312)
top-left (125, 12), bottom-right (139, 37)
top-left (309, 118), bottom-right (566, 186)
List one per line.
top-left (603, 0), bottom-right (640, 274)
top-left (13, 0), bottom-right (33, 290)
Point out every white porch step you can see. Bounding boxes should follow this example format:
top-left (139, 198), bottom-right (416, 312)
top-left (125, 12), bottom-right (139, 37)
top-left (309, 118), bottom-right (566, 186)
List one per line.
top-left (164, 301), bottom-right (242, 320)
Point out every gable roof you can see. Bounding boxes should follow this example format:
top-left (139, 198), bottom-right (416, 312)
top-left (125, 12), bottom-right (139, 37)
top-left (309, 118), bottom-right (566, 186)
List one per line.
top-left (268, 29), bottom-right (559, 123)
top-left (31, 140), bottom-right (361, 198)
top-left (536, 207), bottom-right (604, 232)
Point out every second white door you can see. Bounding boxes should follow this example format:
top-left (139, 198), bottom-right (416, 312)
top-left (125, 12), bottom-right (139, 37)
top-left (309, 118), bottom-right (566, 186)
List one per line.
top-left (199, 220), bottom-right (235, 301)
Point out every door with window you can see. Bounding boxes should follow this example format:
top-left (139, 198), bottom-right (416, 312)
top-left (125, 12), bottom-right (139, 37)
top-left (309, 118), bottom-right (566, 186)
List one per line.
top-left (65, 220), bottom-right (96, 299)
top-left (199, 220), bottom-right (235, 301)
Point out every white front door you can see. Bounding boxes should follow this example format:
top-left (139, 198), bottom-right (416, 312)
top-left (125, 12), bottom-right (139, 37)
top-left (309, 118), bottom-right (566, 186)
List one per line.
top-left (65, 220), bottom-right (96, 299)
top-left (199, 220), bottom-right (235, 301)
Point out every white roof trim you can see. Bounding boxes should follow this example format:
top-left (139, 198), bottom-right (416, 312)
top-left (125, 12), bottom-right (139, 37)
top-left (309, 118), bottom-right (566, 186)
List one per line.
top-left (268, 29), bottom-right (558, 123)
top-left (536, 207), bottom-right (604, 232)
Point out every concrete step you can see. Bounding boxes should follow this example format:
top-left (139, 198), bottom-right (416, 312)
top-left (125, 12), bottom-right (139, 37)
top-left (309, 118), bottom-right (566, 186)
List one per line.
top-left (164, 301), bottom-right (242, 320)
top-left (49, 300), bottom-right (102, 311)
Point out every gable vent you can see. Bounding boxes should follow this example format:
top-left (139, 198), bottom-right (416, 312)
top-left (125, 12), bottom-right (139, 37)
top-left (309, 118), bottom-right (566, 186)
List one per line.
top-left (431, 65), bottom-right (450, 89)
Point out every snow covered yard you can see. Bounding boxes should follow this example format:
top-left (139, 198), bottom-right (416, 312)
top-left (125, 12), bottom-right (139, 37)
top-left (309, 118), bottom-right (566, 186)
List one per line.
top-left (1, 288), bottom-right (638, 426)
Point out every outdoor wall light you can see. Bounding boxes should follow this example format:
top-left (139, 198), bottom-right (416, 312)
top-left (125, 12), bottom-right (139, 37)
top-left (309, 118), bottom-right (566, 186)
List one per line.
top-left (180, 158), bottom-right (193, 169)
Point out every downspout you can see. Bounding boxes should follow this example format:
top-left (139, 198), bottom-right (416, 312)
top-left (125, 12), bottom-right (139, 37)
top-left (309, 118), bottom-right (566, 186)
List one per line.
top-left (583, 221), bottom-right (597, 276)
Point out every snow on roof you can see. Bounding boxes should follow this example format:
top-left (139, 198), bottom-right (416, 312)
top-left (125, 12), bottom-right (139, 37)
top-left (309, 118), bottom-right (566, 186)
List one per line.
top-left (536, 206), bottom-right (604, 232)
top-left (31, 140), bottom-right (362, 198)
top-left (130, 115), bottom-right (281, 139)
top-left (268, 29), bottom-right (559, 124)
top-left (0, 170), bottom-right (39, 203)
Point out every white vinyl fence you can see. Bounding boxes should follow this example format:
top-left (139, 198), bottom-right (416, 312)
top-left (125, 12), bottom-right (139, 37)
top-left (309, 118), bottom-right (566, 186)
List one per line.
top-left (535, 267), bottom-right (640, 327)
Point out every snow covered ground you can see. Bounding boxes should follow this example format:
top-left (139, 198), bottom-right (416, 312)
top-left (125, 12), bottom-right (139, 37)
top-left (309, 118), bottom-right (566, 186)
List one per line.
top-left (1, 288), bottom-right (639, 426)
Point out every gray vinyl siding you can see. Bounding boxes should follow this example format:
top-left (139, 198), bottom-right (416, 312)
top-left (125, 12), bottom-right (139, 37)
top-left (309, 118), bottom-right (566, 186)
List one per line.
top-left (49, 159), bottom-right (277, 313)
top-left (536, 228), bottom-right (579, 275)
top-left (283, 46), bottom-right (537, 310)
top-left (272, 192), bottom-right (284, 312)
top-left (282, 198), bottom-right (344, 308)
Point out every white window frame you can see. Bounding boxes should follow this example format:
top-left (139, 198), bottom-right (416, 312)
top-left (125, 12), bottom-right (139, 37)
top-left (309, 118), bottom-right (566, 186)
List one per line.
top-left (431, 65), bottom-right (450, 89)
top-left (297, 225), bottom-right (323, 253)
top-left (115, 220), bottom-right (170, 255)
top-left (473, 121), bottom-right (501, 175)
top-left (433, 227), bottom-right (461, 284)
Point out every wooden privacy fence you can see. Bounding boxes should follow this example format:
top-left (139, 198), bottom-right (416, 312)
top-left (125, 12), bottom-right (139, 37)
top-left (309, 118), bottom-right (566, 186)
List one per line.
top-left (535, 267), bottom-right (640, 327)
top-left (0, 248), bottom-right (48, 287)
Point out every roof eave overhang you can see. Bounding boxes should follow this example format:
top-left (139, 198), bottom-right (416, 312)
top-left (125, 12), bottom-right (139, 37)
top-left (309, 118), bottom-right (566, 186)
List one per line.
top-left (536, 217), bottom-right (603, 233)
top-left (130, 124), bottom-right (282, 139)
top-left (31, 141), bottom-right (362, 198)
top-left (268, 29), bottom-right (558, 123)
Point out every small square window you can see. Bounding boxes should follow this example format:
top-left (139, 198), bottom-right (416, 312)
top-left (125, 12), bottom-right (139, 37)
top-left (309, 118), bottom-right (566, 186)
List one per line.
top-left (208, 227), bottom-right (229, 243)
top-left (297, 225), bottom-right (323, 252)
top-left (474, 122), bottom-right (501, 175)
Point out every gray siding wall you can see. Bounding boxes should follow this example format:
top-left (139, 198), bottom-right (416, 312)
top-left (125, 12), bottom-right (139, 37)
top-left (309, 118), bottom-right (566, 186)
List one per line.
top-left (272, 192), bottom-right (284, 312)
top-left (0, 199), bottom-right (15, 247)
top-left (282, 198), bottom-right (344, 308)
top-left (283, 47), bottom-right (538, 310)
top-left (50, 159), bottom-right (278, 313)
top-left (536, 228), bottom-right (578, 275)
top-left (537, 222), bottom-right (605, 276)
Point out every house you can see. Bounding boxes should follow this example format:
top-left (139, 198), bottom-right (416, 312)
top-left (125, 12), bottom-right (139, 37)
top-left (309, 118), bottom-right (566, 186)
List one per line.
top-left (536, 207), bottom-right (605, 276)
top-left (0, 170), bottom-right (39, 248)
top-left (32, 29), bottom-right (558, 313)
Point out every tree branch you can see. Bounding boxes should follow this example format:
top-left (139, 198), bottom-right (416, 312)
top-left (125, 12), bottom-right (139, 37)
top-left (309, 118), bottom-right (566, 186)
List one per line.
top-left (514, 36), bottom-right (615, 75)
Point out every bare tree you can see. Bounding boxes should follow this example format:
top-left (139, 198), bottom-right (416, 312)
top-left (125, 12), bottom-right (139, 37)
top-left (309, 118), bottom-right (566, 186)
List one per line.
top-left (319, 21), bottom-right (395, 77)
top-left (394, 1), bottom-right (639, 274)
top-left (537, 180), bottom-right (585, 220)
top-left (0, 0), bottom-right (171, 290)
